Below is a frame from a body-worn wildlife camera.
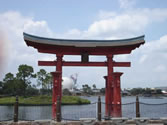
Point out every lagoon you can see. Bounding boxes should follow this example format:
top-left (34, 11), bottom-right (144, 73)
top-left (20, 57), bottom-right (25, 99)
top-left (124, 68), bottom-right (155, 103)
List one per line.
top-left (0, 96), bottom-right (167, 121)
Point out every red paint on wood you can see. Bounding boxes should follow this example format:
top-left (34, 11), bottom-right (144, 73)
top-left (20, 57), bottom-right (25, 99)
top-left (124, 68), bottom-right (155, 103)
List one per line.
top-left (25, 40), bottom-right (143, 55)
top-left (113, 72), bottom-right (123, 117)
top-left (113, 62), bottom-right (131, 67)
top-left (51, 55), bottom-right (63, 119)
top-left (24, 36), bottom-right (145, 119)
top-left (106, 55), bottom-right (114, 117)
top-left (51, 71), bottom-right (61, 119)
top-left (38, 61), bottom-right (130, 67)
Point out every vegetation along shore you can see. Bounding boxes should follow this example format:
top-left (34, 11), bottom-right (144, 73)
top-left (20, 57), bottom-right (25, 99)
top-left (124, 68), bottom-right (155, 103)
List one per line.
top-left (0, 96), bottom-right (90, 106)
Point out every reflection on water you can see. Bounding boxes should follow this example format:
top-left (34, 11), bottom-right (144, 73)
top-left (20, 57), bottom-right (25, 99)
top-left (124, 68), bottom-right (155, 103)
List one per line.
top-left (62, 103), bottom-right (97, 120)
top-left (0, 96), bottom-right (167, 121)
top-left (0, 106), bottom-right (13, 120)
top-left (19, 106), bottom-right (52, 120)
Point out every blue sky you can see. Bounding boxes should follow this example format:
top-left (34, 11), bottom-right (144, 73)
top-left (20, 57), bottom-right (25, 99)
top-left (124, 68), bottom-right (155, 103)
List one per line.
top-left (0, 0), bottom-right (167, 89)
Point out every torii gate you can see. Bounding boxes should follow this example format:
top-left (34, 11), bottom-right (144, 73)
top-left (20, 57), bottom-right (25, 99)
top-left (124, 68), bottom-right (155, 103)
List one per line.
top-left (23, 32), bottom-right (145, 119)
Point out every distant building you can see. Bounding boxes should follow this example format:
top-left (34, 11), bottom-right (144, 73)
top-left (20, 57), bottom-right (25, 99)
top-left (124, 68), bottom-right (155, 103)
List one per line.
top-left (72, 89), bottom-right (82, 96)
top-left (92, 88), bottom-right (101, 95)
top-left (154, 86), bottom-right (167, 95)
top-left (121, 90), bottom-right (131, 96)
top-left (155, 86), bottom-right (167, 91)
top-left (92, 88), bottom-right (100, 93)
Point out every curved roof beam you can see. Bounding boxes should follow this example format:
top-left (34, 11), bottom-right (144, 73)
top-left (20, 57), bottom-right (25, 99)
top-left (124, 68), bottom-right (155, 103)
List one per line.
top-left (23, 32), bottom-right (145, 47)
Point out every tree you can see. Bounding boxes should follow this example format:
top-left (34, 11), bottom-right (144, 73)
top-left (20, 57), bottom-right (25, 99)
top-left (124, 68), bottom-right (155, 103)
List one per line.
top-left (26, 85), bottom-right (39, 96)
top-left (82, 84), bottom-right (93, 95)
top-left (144, 88), bottom-right (152, 95)
top-left (92, 84), bottom-right (96, 89)
top-left (2, 73), bottom-right (15, 95)
top-left (100, 88), bottom-right (105, 94)
top-left (12, 79), bottom-right (25, 96)
top-left (0, 81), bottom-right (3, 94)
top-left (45, 73), bottom-right (53, 94)
top-left (37, 69), bottom-right (47, 89)
top-left (44, 73), bottom-right (52, 90)
top-left (63, 89), bottom-right (72, 95)
top-left (2, 72), bottom-right (25, 96)
top-left (37, 69), bottom-right (52, 95)
top-left (156, 89), bottom-right (162, 94)
top-left (16, 64), bottom-right (36, 84)
top-left (130, 88), bottom-right (144, 95)
top-left (16, 64), bottom-right (36, 96)
top-left (3, 72), bottom-right (14, 82)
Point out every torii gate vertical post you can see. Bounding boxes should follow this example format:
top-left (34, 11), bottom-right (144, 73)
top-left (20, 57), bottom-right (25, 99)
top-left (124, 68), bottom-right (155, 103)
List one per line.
top-left (52, 54), bottom-right (63, 119)
top-left (105, 71), bottom-right (123, 117)
top-left (106, 55), bottom-right (114, 117)
top-left (104, 76), bottom-right (108, 116)
top-left (113, 72), bottom-right (123, 117)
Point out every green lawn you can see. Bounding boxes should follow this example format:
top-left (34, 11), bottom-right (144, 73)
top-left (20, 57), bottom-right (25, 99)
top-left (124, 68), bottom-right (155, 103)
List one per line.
top-left (0, 96), bottom-right (90, 105)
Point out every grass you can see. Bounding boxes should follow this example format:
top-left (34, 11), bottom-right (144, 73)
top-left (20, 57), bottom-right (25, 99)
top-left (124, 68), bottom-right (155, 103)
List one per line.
top-left (62, 96), bottom-right (90, 105)
top-left (0, 95), bottom-right (90, 106)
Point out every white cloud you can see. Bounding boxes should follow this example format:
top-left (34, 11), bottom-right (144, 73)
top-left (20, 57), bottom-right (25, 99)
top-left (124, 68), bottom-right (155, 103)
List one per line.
top-left (154, 65), bottom-right (166, 72)
top-left (120, 34), bottom-right (167, 88)
top-left (1, 7), bottom-right (167, 88)
top-left (114, 55), bottom-right (130, 62)
top-left (85, 14), bottom-right (146, 38)
top-left (139, 55), bottom-right (148, 64)
top-left (140, 35), bottom-right (167, 55)
top-left (118, 0), bottom-right (136, 9)
top-left (0, 11), bottom-right (54, 79)
top-left (24, 20), bottom-right (54, 37)
top-left (57, 29), bottom-right (82, 39)
top-left (98, 10), bottom-right (117, 19)
top-left (61, 8), bottom-right (167, 40)
top-left (84, 8), bottom-right (167, 39)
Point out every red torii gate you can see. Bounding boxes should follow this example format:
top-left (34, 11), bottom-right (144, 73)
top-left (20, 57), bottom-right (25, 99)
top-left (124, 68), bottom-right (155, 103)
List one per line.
top-left (23, 32), bottom-right (145, 119)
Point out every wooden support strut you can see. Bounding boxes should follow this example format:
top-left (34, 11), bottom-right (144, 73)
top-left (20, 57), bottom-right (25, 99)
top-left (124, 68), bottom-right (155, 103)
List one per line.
top-left (97, 96), bottom-right (102, 121)
top-left (14, 96), bottom-right (19, 122)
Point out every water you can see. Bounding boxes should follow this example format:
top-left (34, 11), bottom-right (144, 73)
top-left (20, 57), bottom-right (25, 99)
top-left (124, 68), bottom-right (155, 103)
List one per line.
top-left (0, 96), bottom-right (167, 121)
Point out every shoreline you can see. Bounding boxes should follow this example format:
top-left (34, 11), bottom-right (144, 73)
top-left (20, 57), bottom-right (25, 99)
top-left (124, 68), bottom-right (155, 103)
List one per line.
top-left (0, 95), bottom-right (90, 106)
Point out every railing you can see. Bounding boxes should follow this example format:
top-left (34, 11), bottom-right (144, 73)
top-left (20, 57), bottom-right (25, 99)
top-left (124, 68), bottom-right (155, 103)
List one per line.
top-left (140, 102), bottom-right (167, 118)
top-left (0, 96), bottom-right (167, 122)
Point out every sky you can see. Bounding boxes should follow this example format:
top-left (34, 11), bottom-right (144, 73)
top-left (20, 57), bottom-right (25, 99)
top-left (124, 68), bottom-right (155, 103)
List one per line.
top-left (0, 0), bottom-right (167, 89)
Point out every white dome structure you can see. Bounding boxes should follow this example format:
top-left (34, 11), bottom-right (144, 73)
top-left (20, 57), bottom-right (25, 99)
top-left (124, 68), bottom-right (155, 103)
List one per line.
top-left (62, 77), bottom-right (74, 90)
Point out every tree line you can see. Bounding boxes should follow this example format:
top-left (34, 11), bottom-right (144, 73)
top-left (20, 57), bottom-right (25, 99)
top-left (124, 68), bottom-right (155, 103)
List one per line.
top-left (1, 64), bottom-right (162, 97)
top-left (0, 64), bottom-right (52, 96)
top-left (124, 87), bottom-right (162, 96)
